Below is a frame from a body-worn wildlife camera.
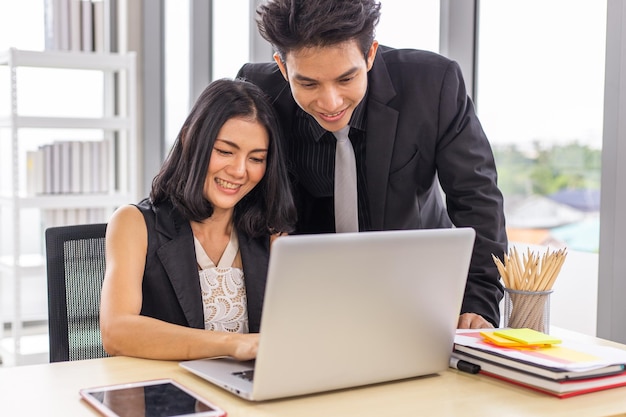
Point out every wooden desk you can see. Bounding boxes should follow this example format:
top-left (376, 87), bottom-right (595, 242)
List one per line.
top-left (2, 328), bottom-right (626, 416)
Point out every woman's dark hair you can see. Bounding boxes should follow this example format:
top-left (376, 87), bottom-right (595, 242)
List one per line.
top-left (256, 0), bottom-right (381, 61)
top-left (151, 78), bottom-right (296, 237)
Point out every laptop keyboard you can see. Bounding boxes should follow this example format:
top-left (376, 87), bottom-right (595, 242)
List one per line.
top-left (232, 370), bottom-right (255, 382)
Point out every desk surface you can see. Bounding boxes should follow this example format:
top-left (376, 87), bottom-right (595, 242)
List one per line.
top-left (2, 327), bottom-right (626, 417)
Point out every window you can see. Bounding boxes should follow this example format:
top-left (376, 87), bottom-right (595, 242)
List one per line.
top-left (376, 0), bottom-right (440, 52)
top-left (477, 0), bottom-right (606, 253)
top-left (476, 0), bottom-right (607, 334)
top-left (164, 0), bottom-right (190, 149)
top-left (212, 0), bottom-right (250, 80)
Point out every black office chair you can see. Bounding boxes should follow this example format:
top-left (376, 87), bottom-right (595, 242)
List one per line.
top-left (45, 223), bottom-right (109, 362)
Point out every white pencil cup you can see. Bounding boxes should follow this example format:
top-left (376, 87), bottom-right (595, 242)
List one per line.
top-left (503, 288), bottom-right (553, 333)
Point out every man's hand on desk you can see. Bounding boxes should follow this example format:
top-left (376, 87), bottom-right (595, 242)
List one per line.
top-left (457, 313), bottom-right (494, 329)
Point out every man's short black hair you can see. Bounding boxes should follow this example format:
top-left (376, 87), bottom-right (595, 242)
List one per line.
top-left (256, 0), bottom-right (381, 61)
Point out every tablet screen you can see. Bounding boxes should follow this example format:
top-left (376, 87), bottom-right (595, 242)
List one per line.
top-left (80, 379), bottom-right (226, 417)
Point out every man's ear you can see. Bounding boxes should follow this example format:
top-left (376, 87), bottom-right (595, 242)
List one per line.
top-left (366, 40), bottom-right (379, 71)
top-left (273, 52), bottom-right (289, 81)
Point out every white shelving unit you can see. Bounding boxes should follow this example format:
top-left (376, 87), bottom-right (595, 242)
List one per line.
top-left (0, 48), bottom-right (137, 365)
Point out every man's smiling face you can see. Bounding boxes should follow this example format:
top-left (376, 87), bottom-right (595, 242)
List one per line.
top-left (275, 39), bottom-right (378, 133)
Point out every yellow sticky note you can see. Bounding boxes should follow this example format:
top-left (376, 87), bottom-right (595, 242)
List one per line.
top-left (481, 331), bottom-right (538, 347)
top-left (493, 328), bottom-right (561, 345)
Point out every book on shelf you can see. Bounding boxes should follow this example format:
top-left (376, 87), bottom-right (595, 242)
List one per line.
top-left (26, 150), bottom-right (45, 196)
top-left (43, 0), bottom-right (57, 50)
top-left (91, 139), bottom-right (101, 192)
top-left (69, 0), bottom-right (83, 51)
top-left (92, 0), bottom-right (105, 52)
top-left (81, 140), bottom-right (94, 194)
top-left (59, 141), bottom-right (72, 193)
top-left (81, 0), bottom-right (94, 52)
top-left (58, 0), bottom-right (71, 51)
top-left (51, 141), bottom-right (63, 193)
top-left (99, 138), bottom-right (110, 193)
top-left (44, 0), bottom-right (109, 52)
top-left (77, 208), bottom-right (89, 224)
top-left (42, 144), bottom-right (54, 194)
top-left (453, 329), bottom-right (626, 398)
top-left (70, 141), bottom-right (83, 193)
top-left (25, 139), bottom-right (113, 228)
top-left (27, 139), bottom-right (109, 196)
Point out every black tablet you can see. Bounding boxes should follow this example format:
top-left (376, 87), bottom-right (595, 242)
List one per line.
top-left (79, 378), bottom-right (227, 417)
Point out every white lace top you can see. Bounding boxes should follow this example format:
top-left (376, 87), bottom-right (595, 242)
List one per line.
top-left (194, 229), bottom-right (249, 333)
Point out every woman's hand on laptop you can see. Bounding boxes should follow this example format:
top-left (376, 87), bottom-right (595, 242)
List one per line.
top-left (457, 313), bottom-right (495, 329)
top-left (229, 333), bottom-right (260, 361)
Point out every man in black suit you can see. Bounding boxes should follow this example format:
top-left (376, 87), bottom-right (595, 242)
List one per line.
top-left (238, 0), bottom-right (507, 328)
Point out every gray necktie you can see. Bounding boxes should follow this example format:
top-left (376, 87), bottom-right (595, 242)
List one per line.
top-left (333, 126), bottom-right (359, 233)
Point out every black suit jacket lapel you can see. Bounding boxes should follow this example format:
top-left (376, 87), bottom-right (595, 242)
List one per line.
top-left (365, 50), bottom-right (399, 230)
top-left (154, 204), bottom-right (205, 329)
top-left (238, 231), bottom-right (270, 333)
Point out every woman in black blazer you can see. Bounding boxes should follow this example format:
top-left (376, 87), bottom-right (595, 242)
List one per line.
top-left (100, 79), bottom-right (296, 361)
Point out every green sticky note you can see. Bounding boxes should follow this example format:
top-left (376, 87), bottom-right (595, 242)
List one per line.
top-left (493, 328), bottom-right (562, 345)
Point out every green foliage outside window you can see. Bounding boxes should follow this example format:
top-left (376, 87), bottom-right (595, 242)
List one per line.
top-left (493, 141), bottom-right (601, 197)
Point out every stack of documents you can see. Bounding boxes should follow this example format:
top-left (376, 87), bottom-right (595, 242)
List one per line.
top-left (452, 329), bottom-right (626, 398)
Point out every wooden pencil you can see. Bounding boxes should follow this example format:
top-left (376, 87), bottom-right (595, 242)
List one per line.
top-left (493, 247), bottom-right (567, 332)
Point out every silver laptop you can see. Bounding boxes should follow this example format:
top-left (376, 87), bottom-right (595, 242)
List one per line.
top-left (180, 227), bottom-right (475, 401)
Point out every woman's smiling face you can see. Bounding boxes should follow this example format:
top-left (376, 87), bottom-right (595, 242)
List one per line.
top-left (204, 117), bottom-right (269, 213)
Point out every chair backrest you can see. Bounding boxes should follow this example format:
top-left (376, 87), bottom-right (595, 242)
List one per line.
top-left (45, 223), bottom-right (109, 362)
